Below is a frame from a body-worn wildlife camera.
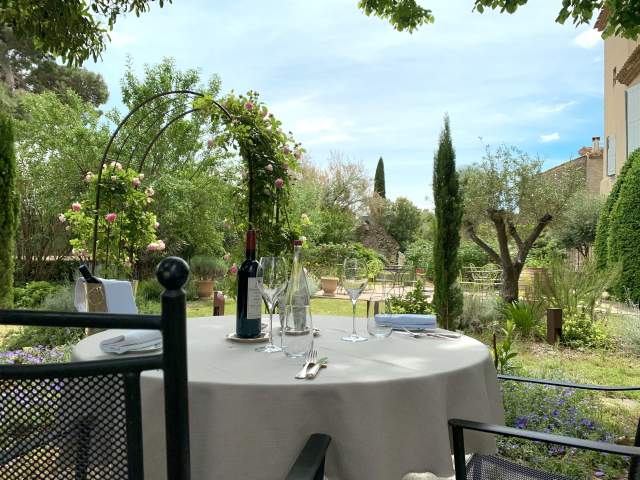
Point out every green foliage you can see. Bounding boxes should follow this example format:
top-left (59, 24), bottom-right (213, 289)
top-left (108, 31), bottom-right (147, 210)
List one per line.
top-left (2, 0), bottom-right (172, 65)
top-left (201, 90), bottom-right (302, 256)
top-left (357, 0), bottom-right (434, 32)
top-left (374, 156), bottom-right (386, 198)
top-left (190, 255), bottom-right (227, 281)
top-left (0, 112), bottom-right (18, 308)
top-left (537, 257), bottom-right (620, 319)
top-left (458, 240), bottom-right (490, 269)
top-left (459, 294), bottom-right (499, 331)
top-left (492, 319), bottom-right (518, 373)
top-left (387, 280), bottom-right (434, 314)
top-left (136, 279), bottom-right (164, 303)
top-left (561, 313), bottom-right (612, 350)
top-left (501, 300), bottom-right (541, 338)
top-left (40, 284), bottom-right (76, 312)
top-left (63, 165), bottom-right (159, 277)
top-left (13, 281), bottom-right (57, 309)
top-left (553, 190), bottom-right (604, 258)
top-left (2, 326), bottom-right (84, 350)
top-left (405, 239), bottom-right (433, 274)
top-left (381, 197), bottom-right (422, 251)
top-left (594, 153), bottom-right (637, 270)
top-left (525, 234), bottom-right (562, 268)
top-left (607, 149), bottom-right (640, 302)
top-left (14, 89), bottom-right (109, 280)
top-left (432, 115), bottom-right (463, 328)
top-left (303, 242), bottom-right (385, 278)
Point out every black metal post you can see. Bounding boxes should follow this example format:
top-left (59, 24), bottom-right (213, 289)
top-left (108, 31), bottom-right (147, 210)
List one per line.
top-left (156, 257), bottom-right (191, 480)
top-left (124, 372), bottom-right (145, 480)
top-left (451, 424), bottom-right (467, 480)
top-left (630, 418), bottom-right (640, 480)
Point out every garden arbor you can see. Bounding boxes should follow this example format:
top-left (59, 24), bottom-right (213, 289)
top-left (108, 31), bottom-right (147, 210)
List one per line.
top-left (89, 89), bottom-right (232, 272)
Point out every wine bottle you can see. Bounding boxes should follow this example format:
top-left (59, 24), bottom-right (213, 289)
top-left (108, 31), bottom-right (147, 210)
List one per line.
top-left (79, 264), bottom-right (100, 284)
top-left (236, 230), bottom-right (261, 338)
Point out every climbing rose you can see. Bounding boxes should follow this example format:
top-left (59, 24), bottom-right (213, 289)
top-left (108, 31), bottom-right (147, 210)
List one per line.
top-left (138, 173), bottom-right (145, 180)
top-left (146, 186), bottom-right (155, 197)
top-left (132, 178), bottom-right (141, 188)
top-left (157, 240), bottom-right (166, 251)
top-left (275, 178), bottom-right (284, 189)
top-left (244, 101), bottom-right (254, 110)
top-left (105, 213), bottom-right (117, 223)
top-left (58, 214), bottom-right (66, 223)
top-left (223, 253), bottom-right (231, 261)
top-left (282, 163), bottom-right (289, 172)
top-left (282, 146), bottom-right (291, 155)
top-left (84, 172), bottom-right (93, 183)
top-left (294, 150), bottom-right (302, 160)
top-left (110, 175), bottom-right (117, 181)
top-left (229, 263), bottom-right (238, 275)
top-left (207, 139), bottom-right (214, 149)
top-left (147, 242), bottom-right (158, 252)
top-left (71, 202), bottom-right (82, 212)
top-left (154, 221), bottom-right (160, 229)
top-left (265, 164), bottom-right (273, 172)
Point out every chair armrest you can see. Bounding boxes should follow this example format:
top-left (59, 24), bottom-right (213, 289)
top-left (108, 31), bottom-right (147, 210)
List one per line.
top-left (497, 374), bottom-right (640, 392)
top-left (285, 434), bottom-right (331, 480)
top-left (449, 418), bottom-right (640, 456)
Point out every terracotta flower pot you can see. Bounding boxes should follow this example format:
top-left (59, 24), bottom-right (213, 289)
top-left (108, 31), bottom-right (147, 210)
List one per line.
top-left (320, 276), bottom-right (339, 296)
top-left (196, 279), bottom-right (214, 299)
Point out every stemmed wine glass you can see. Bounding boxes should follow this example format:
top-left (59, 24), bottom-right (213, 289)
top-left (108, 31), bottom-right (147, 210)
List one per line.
top-left (341, 257), bottom-right (368, 343)
top-left (255, 257), bottom-right (288, 353)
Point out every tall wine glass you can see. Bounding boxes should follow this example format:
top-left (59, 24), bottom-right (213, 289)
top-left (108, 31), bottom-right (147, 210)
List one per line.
top-left (341, 258), bottom-right (368, 342)
top-left (255, 257), bottom-right (288, 353)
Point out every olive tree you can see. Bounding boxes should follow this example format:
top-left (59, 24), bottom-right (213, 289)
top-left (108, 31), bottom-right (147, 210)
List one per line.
top-left (461, 145), bottom-right (581, 302)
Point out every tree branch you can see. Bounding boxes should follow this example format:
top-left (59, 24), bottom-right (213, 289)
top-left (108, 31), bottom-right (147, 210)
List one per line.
top-left (507, 221), bottom-right (523, 251)
top-left (463, 221), bottom-right (501, 265)
top-left (514, 213), bottom-right (553, 269)
top-left (487, 209), bottom-right (513, 269)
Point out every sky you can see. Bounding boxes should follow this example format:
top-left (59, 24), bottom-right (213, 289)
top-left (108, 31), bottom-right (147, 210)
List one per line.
top-left (88, 0), bottom-right (604, 209)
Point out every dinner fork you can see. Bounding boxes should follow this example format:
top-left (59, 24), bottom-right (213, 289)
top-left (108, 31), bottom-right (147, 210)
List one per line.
top-left (295, 349), bottom-right (317, 379)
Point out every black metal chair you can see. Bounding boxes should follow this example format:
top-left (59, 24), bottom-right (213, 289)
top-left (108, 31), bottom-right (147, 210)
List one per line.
top-left (0, 256), bottom-right (330, 480)
top-left (449, 374), bottom-right (640, 479)
top-left (0, 257), bottom-right (191, 479)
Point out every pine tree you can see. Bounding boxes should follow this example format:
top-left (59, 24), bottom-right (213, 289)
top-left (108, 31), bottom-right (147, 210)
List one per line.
top-left (374, 157), bottom-right (386, 198)
top-left (0, 112), bottom-right (18, 308)
top-left (432, 115), bottom-right (463, 328)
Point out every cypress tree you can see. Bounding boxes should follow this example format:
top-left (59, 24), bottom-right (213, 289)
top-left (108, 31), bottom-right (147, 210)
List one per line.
top-left (374, 156), bottom-right (386, 198)
top-left (0, 112), bottom-right (18, 308)
top-left (432, 115), bottom-right (463, 328)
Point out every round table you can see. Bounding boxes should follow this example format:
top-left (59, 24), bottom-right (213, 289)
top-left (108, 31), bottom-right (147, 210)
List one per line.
top-left (72, 315), bottom-right (503, 480)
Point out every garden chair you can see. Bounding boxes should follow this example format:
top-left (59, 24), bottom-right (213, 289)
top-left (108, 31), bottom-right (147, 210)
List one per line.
top-left (449, 374), bottom-right (640, 479)
top-left (0, 257), bottom-right (331, 480)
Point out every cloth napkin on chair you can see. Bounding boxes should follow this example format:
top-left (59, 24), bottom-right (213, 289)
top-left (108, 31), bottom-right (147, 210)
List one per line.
top-left (99, 330), bottom-right (162, 354)
top-left (374, 313), bottom-right (437, 329)
top-left (74, 278), bottom-right (138, 314)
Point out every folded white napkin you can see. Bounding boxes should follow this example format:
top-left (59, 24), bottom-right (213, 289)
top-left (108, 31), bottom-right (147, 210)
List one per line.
top-left (100, 330), bottom-right (162, 354)
top-left (374, 313), bottom-right (437, 329)
top-left (75, 278), bottom-right (138, 314)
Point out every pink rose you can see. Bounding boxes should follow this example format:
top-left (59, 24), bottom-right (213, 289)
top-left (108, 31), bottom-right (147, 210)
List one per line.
top-left (282, 146), bottom-right (291, 155)
top-left (154, 221), bottom-right (160, 229)
top-left (138, 173), bottom-right (145, 180)
top-left (105, 213), bottom-right (117, 223)
top-left (84, 172), bottom-right (93, 183)
top-left (275, 178), bottom-right (284, 189)
top-left (146, 186), bottom-right (154, 197)
top-left (147, 242), bottom-right (158, 252)
top-left (223, 253), bottom-right (231, 261)
top-left (229, 263), bottom-right (238, 275)
top-left (207, 139), bottom-right (214, 149)
top-left (71, 202), bottom-right (81, 212)
top-left (244, 101), bottom-right (254, 110)
top-left (157, 240), bottom-right (166, 251)
top-left (265, 164), bottom-right (273, 172)
top-left (294, 150), bottom-right (302, 160)
top-left (132, 178), bottom-right (141, 188)
top-left (58, 214), bottom-right (66, 223)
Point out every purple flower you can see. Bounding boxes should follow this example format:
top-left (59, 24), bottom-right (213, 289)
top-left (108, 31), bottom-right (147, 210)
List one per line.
top-left (515, 417), bottom-right (528, 429)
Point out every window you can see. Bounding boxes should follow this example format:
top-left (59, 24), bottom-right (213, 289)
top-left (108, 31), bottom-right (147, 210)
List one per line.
top-left (627, 83), bottom-right (640, 158)
top-left (607, 135), bottom-right (616, 176)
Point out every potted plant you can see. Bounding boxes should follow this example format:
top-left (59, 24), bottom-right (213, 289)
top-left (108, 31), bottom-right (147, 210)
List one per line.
top-left (320, 266), bottom-right (339, 296)
top-left (190, 255), bottom-right (227, 299)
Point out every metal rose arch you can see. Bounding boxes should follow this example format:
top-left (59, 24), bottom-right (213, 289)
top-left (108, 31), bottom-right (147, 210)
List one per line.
top-left (90, 90), bottom-right (232, 271)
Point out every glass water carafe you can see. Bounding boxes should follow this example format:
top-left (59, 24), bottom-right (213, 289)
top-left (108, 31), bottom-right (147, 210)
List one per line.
top-left (283, 239), bottom-right (313, 358)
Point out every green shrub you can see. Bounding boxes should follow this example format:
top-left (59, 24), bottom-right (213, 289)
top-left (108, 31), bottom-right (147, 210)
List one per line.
top-left (405, 239), bottom-right (433, 277)
top-left (561, 313), bottom-right (612, 350)
top-left (608, 148), bottom-right (640, 302)
top-left (40, 284), bottom-right (75, 311)
top-left (2, 325), bottom-right (84, 350)
top-left (501, 300), bottom-right (542, 338)
top-left (189, 255), bottom-right (227, 281)
top-left (594, 149), bottom-right (638, 270)
top-left (137, 278), bottom-right (164, 302)
top-left (0, 112), bottom-right (18, 308)
top-left (458, 241), bottom-right (489, 269)
top-left (304, 242), bottom-right (385, 278)
top-left (459, 294), bottom-right (499, 331)
top-left (387, 279), bottom-right (434, 314)
top-left (13, 281), bottom-right (58, 309)
top-left (492, 319), bottom-right (518, 373)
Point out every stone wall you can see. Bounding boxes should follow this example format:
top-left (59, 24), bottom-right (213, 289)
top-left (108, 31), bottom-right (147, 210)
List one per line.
top-left (355, 221), bottom-right (400, 263)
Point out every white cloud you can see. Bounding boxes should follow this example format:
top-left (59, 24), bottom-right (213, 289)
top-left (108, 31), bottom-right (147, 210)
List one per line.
top-left (540, 132), bottom-right (560, 143)
top-left (305, 133), bottom-right (354, 145)
top-left (573, 29), bottom-right (601, 49)
top-left (293, 117), bottom-right (337, 134)
top-left (535, 101), bottom-right (576, 114)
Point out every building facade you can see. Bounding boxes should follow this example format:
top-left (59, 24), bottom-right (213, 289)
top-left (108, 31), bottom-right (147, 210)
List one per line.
top-left (542, 137), bottom-right (603, 196)
top-left (598, 10), bottom-right (640, 194)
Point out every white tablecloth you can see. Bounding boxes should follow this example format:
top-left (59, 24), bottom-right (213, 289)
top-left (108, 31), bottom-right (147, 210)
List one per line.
top-left (72, 315), bottom-right (503, 480)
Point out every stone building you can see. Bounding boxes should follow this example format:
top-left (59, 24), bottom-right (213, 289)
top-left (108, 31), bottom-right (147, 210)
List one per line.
top-left (542, 137), bottom-right (603, 195)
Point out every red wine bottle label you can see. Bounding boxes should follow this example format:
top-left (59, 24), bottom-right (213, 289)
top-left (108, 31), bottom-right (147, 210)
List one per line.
top-left (246, 278), bottom-right (262, 320)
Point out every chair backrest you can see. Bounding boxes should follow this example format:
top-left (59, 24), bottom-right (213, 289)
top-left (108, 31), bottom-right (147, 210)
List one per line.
top-left (0, 257), bottom-right (191, 480)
